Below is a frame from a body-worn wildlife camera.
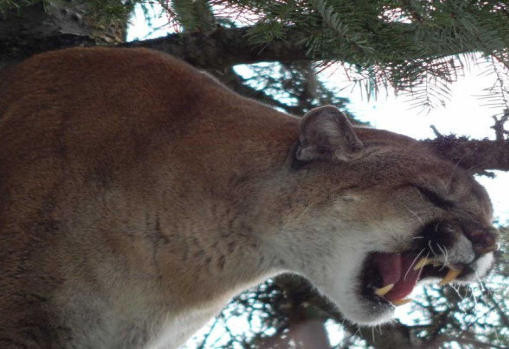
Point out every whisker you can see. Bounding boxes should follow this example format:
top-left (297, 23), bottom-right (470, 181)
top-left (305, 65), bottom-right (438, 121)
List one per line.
top-left (404, 205), bottom-right (424, 225)
top-left (403, 248), bottom-right (425, 280)
top-left (443, 244), bottom-right (450, 265)
top-left (436, 243), bottom-right (450, 271)
top-left (427, 240), bottom-right (438, 258)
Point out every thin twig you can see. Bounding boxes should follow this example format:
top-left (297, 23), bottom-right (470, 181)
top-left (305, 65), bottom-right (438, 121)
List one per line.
top-left (430, 125), bottom-right (443, 138)
top-left (491, 109), bottom-right (509, 142)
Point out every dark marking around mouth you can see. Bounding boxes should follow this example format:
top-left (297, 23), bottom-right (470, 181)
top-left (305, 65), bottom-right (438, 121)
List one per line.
top-left (417, 220), bottom-right (458, 251)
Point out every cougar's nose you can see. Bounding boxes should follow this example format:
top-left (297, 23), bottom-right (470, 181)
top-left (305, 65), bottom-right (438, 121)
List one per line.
top-left (465, 228), bottom-right (498, 255)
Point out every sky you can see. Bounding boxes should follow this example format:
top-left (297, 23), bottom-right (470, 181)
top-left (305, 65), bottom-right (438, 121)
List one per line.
top-left (127, 5), bottom-right (508, 347)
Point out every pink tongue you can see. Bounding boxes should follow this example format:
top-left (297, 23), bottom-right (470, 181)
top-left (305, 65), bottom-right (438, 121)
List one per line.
top-left (372, 253), bottom-right (422, 302)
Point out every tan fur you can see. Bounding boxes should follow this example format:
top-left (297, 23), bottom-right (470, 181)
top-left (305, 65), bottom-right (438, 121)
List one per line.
top-left (0, 48), bottom-right (497, 348)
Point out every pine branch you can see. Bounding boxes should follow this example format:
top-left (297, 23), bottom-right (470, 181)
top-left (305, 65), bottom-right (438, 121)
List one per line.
top-left (424, 135), bottom-right (509, 173)
top-left (2, 20), bottom-right (506, 71)
top-left (124, 24), bottom-right (506, 71)
top-left (172, 0), bottom-right (216, 32)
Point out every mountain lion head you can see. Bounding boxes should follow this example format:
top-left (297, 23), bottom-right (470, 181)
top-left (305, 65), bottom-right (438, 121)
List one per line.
top-left (0, 47), bottom-right (497, 347)
top-left (263, 105), bottom-right (498, 325)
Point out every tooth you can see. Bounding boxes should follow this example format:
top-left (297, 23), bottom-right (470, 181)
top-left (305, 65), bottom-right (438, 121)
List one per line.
top-left (439, 266), bottom-right (462, 286)
top-left (413, 257), bottom-right (433, 271)
top-left (392, 298), bottom-right (412, 306)
top-left (374, 284), bottom-right (394, 297)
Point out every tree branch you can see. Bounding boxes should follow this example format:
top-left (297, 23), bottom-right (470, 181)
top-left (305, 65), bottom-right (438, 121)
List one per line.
top-left (3, 20), bottom-right (506, 71)
top-left (424, 136), bottom-right (509, 173)
top-left (124, 26), bottom-right (310, 70)
top-left (123, 23), bottom-right (507, 70)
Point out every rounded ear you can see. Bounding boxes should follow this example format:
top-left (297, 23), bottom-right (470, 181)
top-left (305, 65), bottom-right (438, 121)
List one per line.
top-left (295, 105), bottom-right (364, 162)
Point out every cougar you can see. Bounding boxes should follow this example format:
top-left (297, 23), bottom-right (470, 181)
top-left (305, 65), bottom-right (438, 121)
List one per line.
top-left (0, 47), bottom-right (497, 348)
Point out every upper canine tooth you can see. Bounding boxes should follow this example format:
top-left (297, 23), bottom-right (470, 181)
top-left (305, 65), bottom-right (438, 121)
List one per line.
top-left (439, 266), bottom-right (462, 286)
top-left (374, 284), bottom-right (394, 297)
top-left (413, 257), bottom-right (433, 271)
top-left (392, 298), bottom-right (412, 306)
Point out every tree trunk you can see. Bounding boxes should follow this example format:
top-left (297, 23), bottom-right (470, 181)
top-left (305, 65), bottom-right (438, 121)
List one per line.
top-left (287, 305), bottom-right (332, 349)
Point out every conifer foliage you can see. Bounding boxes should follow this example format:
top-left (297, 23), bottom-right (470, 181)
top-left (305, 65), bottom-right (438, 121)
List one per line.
top-left (162, 0), bottom-right (509, 111)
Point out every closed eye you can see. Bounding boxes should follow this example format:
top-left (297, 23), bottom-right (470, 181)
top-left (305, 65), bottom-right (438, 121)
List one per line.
top-left (414, 185), bottom-right (454, 209)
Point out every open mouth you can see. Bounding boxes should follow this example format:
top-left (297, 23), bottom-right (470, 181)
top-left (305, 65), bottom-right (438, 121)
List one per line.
top-left (360, 251), bottom-right (472, 306)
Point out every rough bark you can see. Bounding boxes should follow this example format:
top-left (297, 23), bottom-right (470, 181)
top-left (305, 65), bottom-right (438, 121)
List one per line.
top-left (425, 136), bottom-right (509, 174)
top-left (0, 1), bottom-right (126, 69)
top-left (124, 27), bottom-right (309, 70)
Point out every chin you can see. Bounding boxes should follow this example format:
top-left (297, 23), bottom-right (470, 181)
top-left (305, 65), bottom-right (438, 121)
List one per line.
top-left (337, 295), bottom-right (396, 325)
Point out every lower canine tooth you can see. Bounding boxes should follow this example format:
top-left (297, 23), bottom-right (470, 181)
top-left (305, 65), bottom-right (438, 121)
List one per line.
top-left (439, 267), bottom-right (462, 286)
top-left (374, 284), bottom-right (394, 297)
top-left (392, 298), bottom-right (412, 306)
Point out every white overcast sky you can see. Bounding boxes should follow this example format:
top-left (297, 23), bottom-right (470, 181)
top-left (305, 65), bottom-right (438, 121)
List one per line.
top-left (127, 5), bottom-right (509, 223)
